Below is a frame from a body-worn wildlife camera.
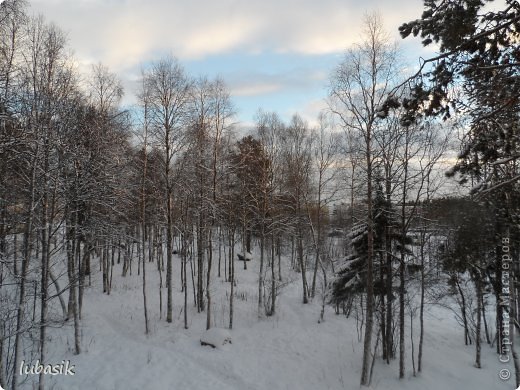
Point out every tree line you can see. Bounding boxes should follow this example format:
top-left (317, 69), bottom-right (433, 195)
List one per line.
top-left (0, 3), bottom-right (342, 389)
top-left (0, 0), bottom-right (519, 389)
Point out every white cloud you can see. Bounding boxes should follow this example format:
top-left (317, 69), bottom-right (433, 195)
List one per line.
top-left (228, 67), bottom-right (328, 98)
top-left (231, 82), bottom-right (282, 97)
top-left (30, 0), bottom-right (424, 71)
top-left (28, 0), bottom-right (432, 122)
top-left (291, 98), bottom-right (329, 127)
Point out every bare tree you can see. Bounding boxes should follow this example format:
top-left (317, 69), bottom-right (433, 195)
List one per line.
top-left (187, 76), bottom-right (233, 325)
top-left (309, 113), bottom-right (339, 299)
top-left (282, 114), bottom-right (313, 304)
top-left (143, 56), bottom-right (191, 323)
top-left (21, 18), bottom-right (77, 390)
top-left (256, 110), bottom-right (285, 315)
top-left (138, 69), bottom-right (150, 334)
top-left (0, 3), bottom-right (29, 390)
top-left (329, 13), bottom-right (399, 386)
top-left (88, 63), bottom-right (123, 115)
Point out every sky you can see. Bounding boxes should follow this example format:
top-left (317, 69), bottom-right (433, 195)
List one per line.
top-left (30, 0), bottom-right (433, 128)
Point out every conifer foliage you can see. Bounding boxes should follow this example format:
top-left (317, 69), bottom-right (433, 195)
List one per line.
top-left (330, 180), bottom-right (406, 303)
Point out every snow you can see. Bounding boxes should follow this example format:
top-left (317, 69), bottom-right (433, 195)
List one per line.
top-left (343, 273), bottom-right (360, 289)
top-left (238, 251), bottom-right (253, 260)
top-left (26, 246), bottom-right (515, 390)
top-left (200, 328), bottom-right (232, 348)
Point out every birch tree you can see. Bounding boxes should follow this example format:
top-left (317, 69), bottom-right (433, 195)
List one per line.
top-left (143, 56), bottom-right (191, 323)
top-left (329, 13), bottom-right (400, 386)
top-left (282, 114), bottom-right (313, 304)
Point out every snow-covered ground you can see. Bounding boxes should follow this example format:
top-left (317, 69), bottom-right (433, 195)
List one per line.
top-left (21, 249), bottom-right (514, 390)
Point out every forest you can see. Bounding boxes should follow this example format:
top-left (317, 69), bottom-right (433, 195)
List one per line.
top-left (0, 0), bottom-right (519, 389)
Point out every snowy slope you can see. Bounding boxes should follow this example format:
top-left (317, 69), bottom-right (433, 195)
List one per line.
top-left (23, 249), bottom-right (514, 390)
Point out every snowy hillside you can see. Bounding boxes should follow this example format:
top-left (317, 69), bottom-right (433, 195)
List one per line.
top-left (20, 250), bottom-right (512, 390)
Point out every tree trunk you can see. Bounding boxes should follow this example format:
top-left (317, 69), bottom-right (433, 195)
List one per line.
top-left (66, 222), bottom-right (81, 355)
top-left (418, 231), bottom-right (425, 372)
top-left (361, 127), bottom-right (374, 386)
top-left (0, 320), bottom-right (4, 390)
top-left (229, 231), bottom-right (235, 329)
top-left (197, 220), bottom-right (205, 312)
top-left (277, 236), bottom-right (282, 282)
top-left (142, 226), bottom-right (149, 334)
top-left (482, 294), bottom-right (490, 344)
top-left (183, 234), bottom-right (188, 329)
top-left (399, 249), bottom-right (405, 379)
top-left (49, 268), bottom-right (67, 319)
top-left (410, 310), bottom-right (416, 376)
top-left (475, 275), bottom-right (482, 368)
top-left (259, 228), bottom-right (265, 315)
top-left (166, 176), bottom-right (173, 323)
top-left (218, 227), bottom-right (222, 278)
top-left (270, 232), bottom-right (276, 316)
top-left (385, 174), bottom-right (393, 363)
top-left (377, 241), bottom-right (386, 361)
top-left (311, 185), bottom-right (322, 298)
top-left (39, 191), bottom-right (51, 390)
top-left (158, 236), bottom-right (163, 320)
top-left (71, 244), bottom-right (81, 355)
top-left (456, 277), bottom-right (471, 345)
top-left (399, 130), bottom-right (410, 380)
top-left (206, 231), bottom-right (213, 330)
top-left (11, 170), bottom-right (35, 390)
top-left (298, 231), bottom-right (309, 304)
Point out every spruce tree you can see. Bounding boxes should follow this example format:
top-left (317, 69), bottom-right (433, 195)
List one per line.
top-left (331, 179), bottom-right (404, 303)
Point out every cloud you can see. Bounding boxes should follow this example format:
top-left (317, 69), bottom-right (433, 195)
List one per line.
top-left (288, 98), bottom-right (329, 128)
top-left (30, 0), bottom-right (424, 71)
top-left (231, 82), bottom-right (282, 97)
top-left (28, 0), bottom-right (431, 124)
top-left (227, 66), bottom-right (327, 98)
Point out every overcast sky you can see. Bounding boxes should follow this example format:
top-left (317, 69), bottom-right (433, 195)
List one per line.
top-left (30, 0), bottom-right (432, 127)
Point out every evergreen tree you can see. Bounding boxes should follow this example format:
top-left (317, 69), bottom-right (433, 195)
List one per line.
top-left (330, 179), bottom-right (404, 302)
